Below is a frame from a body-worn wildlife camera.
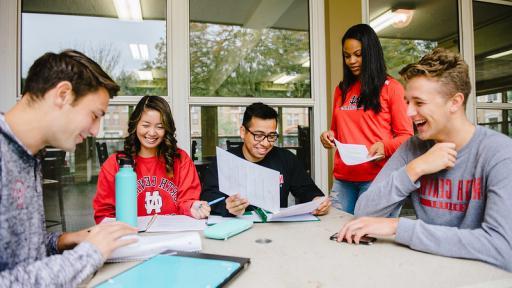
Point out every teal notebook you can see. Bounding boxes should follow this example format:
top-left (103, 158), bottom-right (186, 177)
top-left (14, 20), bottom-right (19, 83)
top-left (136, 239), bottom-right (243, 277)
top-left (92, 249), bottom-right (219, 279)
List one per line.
top-left (96, 253), bottom-right (247, 288)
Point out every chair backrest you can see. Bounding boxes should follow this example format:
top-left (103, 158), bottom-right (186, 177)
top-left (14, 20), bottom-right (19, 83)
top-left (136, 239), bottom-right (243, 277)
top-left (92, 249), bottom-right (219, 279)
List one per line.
top-left (191, 140), bottom-right (198, 161)
top-left (226, 140), bottom-right (244, 150)
top-left (96, 142), bottom-right (109, 166)
top-left (296, 125), bottom-right (311, 175)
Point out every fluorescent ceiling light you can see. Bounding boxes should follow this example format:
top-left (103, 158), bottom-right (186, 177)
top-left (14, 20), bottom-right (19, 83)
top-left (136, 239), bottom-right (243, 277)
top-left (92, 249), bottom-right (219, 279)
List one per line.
top-left (129, 44), bottom-right (149, 60)
top-left (487, 49), bottom-right (512, 59)
top-left (113, 0), bottom-right (142, 21)
top-left (274, 74), bottom-right (298, 84)
top-left (370, 9), bottom-right (414, 33)
top-left (136, 70), bottom-right (153, 81)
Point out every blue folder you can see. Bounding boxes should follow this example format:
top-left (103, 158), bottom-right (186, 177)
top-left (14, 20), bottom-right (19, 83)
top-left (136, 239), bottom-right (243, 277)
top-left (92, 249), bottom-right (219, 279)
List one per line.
top-left (96, 253), bottom-right (248, 288)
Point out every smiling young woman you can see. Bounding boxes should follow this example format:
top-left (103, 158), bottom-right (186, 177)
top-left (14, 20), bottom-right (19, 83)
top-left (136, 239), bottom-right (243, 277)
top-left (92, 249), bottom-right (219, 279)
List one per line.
top-left (320, 24), bottom-right (413, 215)
top-left (93, 96), bottom-right (210, 223)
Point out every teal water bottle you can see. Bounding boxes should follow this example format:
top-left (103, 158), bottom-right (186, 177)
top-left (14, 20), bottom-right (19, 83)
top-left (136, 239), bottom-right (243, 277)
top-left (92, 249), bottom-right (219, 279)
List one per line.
top-left (115, 156), bottom-right (137, 227)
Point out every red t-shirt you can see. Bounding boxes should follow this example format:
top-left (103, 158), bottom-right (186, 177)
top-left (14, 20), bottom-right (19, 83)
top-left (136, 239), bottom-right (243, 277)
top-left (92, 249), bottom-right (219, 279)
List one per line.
top-left (93, 149), bottom-right (200, 223)
top-left (330, 78), bottom-right (413, 182)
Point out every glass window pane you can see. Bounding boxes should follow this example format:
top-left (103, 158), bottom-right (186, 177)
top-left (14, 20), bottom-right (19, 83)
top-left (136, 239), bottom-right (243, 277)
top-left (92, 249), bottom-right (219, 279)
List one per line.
top-left (370, 0), bottom-right (459, 79)
top-left (473, 1), bottom-right (512, 98)
top-left (21, 0), bottom-right (167, 231)
top-left (189, 0), bottom-right (311, 98)
top-left (190, 105), bottom-right (312, 172)
top-left (476, 92), bottom-right (502, 103)
top-left (21, 1), bottom-right (167, 96)
top-left (477, 109), bottom-right (504, 133)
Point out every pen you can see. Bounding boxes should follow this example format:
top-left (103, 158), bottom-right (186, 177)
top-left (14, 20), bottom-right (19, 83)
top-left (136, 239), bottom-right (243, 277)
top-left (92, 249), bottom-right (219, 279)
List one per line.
top-left (207, 197), bottom-right (226, 206)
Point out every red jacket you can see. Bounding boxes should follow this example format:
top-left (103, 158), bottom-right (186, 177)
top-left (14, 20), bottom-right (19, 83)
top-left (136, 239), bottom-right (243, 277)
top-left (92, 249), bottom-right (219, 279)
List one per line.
top-left (330, 78), bottom-right (413, 182)
top-left (93, 149), bottom-right (200, 224)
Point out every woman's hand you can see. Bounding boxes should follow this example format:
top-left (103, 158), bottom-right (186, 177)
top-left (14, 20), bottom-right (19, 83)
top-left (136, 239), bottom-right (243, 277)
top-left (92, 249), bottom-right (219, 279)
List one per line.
top-left (368, 141), bottom-right (385, 158)
top-left (320, 130), bottom-right (336, 149)
top-left (190, 201), bottom-right (211, 219)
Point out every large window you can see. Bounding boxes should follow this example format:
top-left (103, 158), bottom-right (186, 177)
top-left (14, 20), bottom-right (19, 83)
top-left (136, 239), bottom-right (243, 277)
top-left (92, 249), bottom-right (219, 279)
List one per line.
top-left (473, 1), bottom-right (512, 137)
top-left (21, 0), bottom-right (167, 231)
top-left (189, 0), bottom-right (311, 98)
top-left (369, 0), bottom-right (460, 79)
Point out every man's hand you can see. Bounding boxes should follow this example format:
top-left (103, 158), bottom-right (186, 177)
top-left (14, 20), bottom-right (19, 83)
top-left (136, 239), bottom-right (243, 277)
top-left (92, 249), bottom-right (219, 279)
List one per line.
top-left (337, 217), bottom-right (398, 244)
top-left (84, 222), bottom-right (138, 260)
top-left (320, 130), bottom-right (335, 149)
top-left (406, 142), bottom-right (457, 182)
top-left (190, 201), bottom-right (211, 219)
top-left (226, 194), bottom-right (249, 216)
top-left (312, 197), bottom-right (331, 215)
top-left (368, 141), bottom-right (385, 158)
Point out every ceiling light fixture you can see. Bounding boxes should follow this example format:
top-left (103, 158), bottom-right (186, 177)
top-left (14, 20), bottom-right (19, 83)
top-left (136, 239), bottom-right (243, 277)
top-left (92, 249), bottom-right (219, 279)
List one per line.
top-left (136, 70), bottom-right (153, 81)
top-left (113, 0), bottom-right (142, 21)
top-left (487, 49), bottom-right (512, 59)
top-left (370, 9), bottom-right (414, 33)
top-left (129, 44), bottom-right (149, 60)
top-left (274, 74), bottom-right (298, 84)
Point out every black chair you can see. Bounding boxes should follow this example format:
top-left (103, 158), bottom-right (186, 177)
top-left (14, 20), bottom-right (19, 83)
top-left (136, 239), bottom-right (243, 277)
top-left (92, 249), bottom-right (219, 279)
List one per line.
top-left (191, 140), bottom-right (198, 161)
top-left (226, 140), bottom-right (243, 150)
top-left (96, 142), bottom-right (109, 166)
top-left (296, 125), bottom-right (311, 175)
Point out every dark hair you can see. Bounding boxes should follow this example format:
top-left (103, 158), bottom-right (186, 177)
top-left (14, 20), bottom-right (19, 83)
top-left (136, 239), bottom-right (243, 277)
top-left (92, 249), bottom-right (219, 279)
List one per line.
top-left (22, 49), bottom-right (120, 102)
top-left (242, 102), bottom-right (278, 128)
top-left (339, 24), bottom-right (387, 113)
top-left (124, 96), bottom-right (179, 175)
top-left (399, 48), bottom-right (471, 106)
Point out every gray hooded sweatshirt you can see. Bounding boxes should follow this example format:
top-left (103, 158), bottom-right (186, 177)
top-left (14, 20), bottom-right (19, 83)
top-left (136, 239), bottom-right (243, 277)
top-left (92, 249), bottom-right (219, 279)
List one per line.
top-left (0, 115), bottom-right (103, 287)
top-left (355, 126), bottom-right (512, 271)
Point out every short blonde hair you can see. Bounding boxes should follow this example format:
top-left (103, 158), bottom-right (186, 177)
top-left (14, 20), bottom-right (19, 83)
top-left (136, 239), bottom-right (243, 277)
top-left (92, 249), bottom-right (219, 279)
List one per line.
top-left (399, 48), bottom-right (471, 106)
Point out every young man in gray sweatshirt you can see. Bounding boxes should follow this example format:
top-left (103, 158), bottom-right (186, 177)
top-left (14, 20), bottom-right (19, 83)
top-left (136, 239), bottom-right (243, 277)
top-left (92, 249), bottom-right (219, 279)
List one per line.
top-left (336, 48), bottom-right (512, 272)
top-left (0, 50), bottom-right (138, 287)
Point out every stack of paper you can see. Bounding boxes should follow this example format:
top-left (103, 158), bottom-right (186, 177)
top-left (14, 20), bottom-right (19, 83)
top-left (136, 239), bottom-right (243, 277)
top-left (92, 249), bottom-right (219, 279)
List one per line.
top-left (102, 215), bottom-right (207, 232)
top-left (107, 232), bottom-right (202, 262)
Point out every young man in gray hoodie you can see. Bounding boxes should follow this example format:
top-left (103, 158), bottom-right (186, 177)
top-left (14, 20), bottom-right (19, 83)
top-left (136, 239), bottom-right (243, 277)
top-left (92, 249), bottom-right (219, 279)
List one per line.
top-left (0, 50), bottom-right (138, 287)
top-left (336, 48), bottom-right (512, 272)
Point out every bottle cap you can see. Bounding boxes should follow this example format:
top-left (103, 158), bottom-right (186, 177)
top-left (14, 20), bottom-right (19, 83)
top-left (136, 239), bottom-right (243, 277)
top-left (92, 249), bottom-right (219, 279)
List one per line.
top-left (116, 153), bottom-right (134, 167)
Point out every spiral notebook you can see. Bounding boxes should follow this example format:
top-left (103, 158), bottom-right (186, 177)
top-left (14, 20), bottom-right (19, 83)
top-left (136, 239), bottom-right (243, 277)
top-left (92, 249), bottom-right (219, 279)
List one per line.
top-left (96, 251), bottom-right (250, 288)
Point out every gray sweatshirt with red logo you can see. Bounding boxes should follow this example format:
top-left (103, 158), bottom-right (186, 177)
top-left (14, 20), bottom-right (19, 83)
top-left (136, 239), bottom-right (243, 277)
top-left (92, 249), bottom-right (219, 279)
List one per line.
top-left (0, 115), bottom-right (104, 287)
top-left (355, 126), bottom-right (512, 271)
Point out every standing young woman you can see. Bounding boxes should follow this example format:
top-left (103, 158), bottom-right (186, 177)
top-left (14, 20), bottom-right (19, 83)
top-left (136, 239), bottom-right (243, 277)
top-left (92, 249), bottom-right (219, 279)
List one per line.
top-left (320, 24), bottom-right (413, 215)
top-left (93, 96), bottom-right (210, 223)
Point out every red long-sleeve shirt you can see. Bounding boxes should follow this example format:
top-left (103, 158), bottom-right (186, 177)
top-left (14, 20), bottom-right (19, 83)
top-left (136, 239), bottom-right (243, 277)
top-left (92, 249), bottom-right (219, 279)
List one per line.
top-left (93, 149), bottom-right (201, 224)
top-left (330, 78), bottom-right (413, 182)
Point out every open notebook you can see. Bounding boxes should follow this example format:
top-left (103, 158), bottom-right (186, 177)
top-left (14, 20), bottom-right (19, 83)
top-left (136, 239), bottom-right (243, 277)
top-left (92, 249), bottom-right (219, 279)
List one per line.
top-left (207, 197), bottom-right (323, 224)
top-left (107, 232), bottom-right (202, 263)
top-left (101, 215), bottom-right (207, 232)
top-left (97, 252), bottom-right (250, 288)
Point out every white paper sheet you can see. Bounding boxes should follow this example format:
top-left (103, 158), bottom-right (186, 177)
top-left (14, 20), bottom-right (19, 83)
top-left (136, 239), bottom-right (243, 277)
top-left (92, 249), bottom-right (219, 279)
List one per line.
top-left (107, 232), bottom-right (201, 262)
top-left (333, 139), bottom-right (383, 165)
top-left (102, 215), bottom-right (207, 232)
top-left (269, 197), bottom-right (324, 220)
top-left (216, 147), bottom-right (281, 213)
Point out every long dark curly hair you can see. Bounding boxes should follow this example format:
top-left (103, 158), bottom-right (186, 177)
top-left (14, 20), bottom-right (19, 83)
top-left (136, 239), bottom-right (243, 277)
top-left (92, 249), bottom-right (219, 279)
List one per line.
top-left (123, 95), bottom-right (180, 176)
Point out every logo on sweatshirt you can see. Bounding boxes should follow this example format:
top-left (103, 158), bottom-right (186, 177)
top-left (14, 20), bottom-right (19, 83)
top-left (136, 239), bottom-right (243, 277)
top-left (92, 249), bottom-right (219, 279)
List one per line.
top-left (145, 191), bottom-right (163, 214)
top-left (340, 95), bottom-right (361, 111)
top-left (419, 176), bottom-right (483, 212)
top-left (12, 179), bottom-right (26, 209)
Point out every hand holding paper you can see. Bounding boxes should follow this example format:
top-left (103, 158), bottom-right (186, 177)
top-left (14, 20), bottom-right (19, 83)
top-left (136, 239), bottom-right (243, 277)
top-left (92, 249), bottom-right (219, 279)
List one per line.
top-left (333, 139), bottom-right (384, 165)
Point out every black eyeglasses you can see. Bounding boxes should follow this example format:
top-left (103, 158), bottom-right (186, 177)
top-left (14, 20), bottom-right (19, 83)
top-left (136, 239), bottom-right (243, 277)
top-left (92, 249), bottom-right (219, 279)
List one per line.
top-left (243, 125), bottom-right (279, 143)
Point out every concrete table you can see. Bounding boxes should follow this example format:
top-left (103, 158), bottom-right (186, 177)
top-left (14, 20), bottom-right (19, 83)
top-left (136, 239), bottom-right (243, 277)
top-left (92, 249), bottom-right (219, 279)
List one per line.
top-left (86, 210), bottom-right (512, 287)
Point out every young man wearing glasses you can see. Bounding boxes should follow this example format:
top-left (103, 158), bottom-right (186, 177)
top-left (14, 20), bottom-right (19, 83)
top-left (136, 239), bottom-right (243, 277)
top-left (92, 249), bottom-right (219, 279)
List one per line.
top-left (201, 102), bottom-right (331, 216)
